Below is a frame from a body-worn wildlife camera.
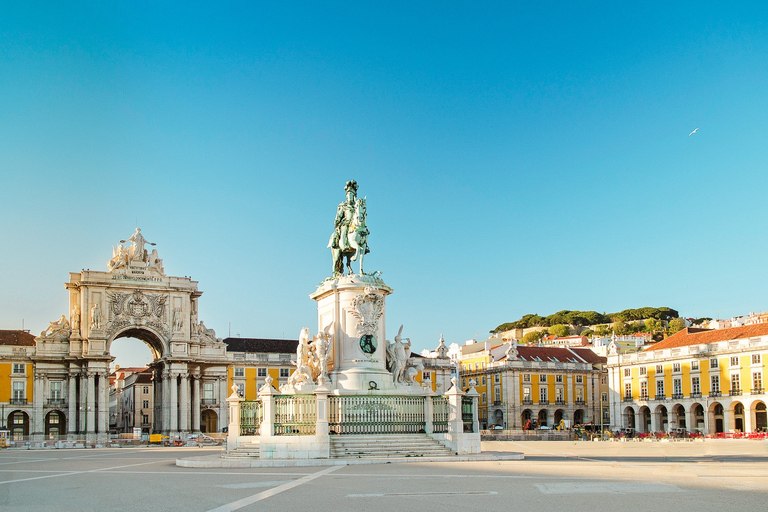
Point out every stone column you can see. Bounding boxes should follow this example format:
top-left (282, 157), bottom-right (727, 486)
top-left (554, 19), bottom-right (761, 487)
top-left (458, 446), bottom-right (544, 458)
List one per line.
top-left (744, 405), bottom-right (753, 433)
top-left (586, 373), bottom-right (594, 423)
top-left (33, 373), bottom-right (45, 437)
top-left (566, 373), bottom-right (574, 421)
top-left (162, 370), bottom-right (171, 434)
top-left (218, 375), bottom-right (229, 429)
top-left (86, 372), bottom-right (96, 434)
top-left (79, 371), bottom-right (87, 434)
top-left (179, 372), bottom-right (189, 433)
top-left (169, 372), bottom-right (179, 433)
top-left (510, 371), bottom-right (519, 428)
top-left (685, 408), bottom-right (695, 433)
top-left (68, 370), bottom-right (78, 435)
top-left (722, 408), bottom-right (730, 433)
top-left (191, 377), bottom-right (201, 431)
top-left (98, 372), bottom-right (108, 435)
top-left (650, 408), bottom-right (659, 432)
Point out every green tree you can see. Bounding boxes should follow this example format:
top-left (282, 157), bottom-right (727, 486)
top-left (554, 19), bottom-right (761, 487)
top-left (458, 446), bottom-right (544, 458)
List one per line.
top-left (595, 324), bottom-right (611, 336)
top-left (613, 319), bottom-right (627, 335)
top-left (549, 324), bottom-right (571, 337)
top-left (645, 318), bottom-right (662, 332)
top-left (668, 317), bottom-right (686, 333)
top-left (521, 330), bottom-right (546, 345)
top-left (579, 328), bottom-right (594, 338)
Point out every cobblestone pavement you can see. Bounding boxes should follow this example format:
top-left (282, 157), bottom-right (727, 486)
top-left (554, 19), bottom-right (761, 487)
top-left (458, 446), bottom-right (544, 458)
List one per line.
top-left (1, 440), bottom-right (767, 511)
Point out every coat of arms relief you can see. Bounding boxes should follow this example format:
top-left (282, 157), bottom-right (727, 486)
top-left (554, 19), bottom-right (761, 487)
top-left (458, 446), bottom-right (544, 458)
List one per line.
top-left (349, 286), bottom-right (385, 356)
top-left (105, 289), bottom-right (168, 337)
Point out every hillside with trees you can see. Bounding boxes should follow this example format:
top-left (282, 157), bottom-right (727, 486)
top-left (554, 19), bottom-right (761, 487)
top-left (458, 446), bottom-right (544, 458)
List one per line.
top-left (491, 307), bottom-right (680, 334)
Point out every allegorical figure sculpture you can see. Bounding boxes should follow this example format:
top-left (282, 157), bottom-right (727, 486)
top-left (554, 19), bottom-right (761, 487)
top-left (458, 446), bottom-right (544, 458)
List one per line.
top-left (287, 327), bottom-right (314, 387)
top-left (90, 303), bottom-right (102, 329)
top-left (386, 325), bottom-right (411, 383)
top-left (40, 315), bottom-right (71, 341)
top-left (71, 305), bottom-right (81, 332)
top-left (313, 323), bottom-right (333, 385)
top-left (328, 180), bottom-right (370, 276)
top-left (120, 227), bottom-right (156, 262)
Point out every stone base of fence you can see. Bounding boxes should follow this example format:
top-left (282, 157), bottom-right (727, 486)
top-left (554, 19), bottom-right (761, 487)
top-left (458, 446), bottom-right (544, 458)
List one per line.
top-left (260, 434), bottom-right (330, 459)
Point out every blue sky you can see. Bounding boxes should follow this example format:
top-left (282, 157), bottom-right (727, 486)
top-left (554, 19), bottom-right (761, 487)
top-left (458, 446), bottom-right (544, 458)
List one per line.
top-left (2, 2), bottom-right (767, 366)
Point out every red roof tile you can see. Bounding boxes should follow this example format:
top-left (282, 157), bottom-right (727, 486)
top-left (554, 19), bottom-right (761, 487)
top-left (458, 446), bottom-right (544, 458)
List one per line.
top-left (0, 330), bottom-right (36, 346)
top-left (646, 324), bottom-right (768, 351)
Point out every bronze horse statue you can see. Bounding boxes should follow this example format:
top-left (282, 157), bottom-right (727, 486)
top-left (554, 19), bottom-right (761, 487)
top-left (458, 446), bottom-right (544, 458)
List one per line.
top-left (329, 198), bottom-right (369, 276)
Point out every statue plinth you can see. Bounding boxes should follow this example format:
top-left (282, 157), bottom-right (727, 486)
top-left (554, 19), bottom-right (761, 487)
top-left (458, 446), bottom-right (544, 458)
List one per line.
top-left (310, 274), bottom-right (396, 393)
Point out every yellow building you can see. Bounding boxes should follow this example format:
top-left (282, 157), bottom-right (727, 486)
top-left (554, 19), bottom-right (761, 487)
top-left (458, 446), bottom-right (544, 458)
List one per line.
top-left (0, 330), bottom-right (36, 438)
top-left (607, 323), bottom-right (768, 433)
top-left (460, 340), bottom-right (607, 430)
top-left (226, 338), bottom-right (298, 404)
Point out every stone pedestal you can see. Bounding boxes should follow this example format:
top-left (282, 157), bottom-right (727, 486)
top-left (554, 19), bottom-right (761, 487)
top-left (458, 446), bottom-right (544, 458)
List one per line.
top-left (310, 274), bottom-right (396, 393)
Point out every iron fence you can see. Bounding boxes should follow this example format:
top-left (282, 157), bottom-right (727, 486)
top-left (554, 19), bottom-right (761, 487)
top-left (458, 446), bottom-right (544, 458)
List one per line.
top-left (432, 396), bottom-right (449, 433)
top-left (240, 401), bottom-right (263, 435)
top-left (329, 395), bottom-right (426, 434)
top-left (461, 396), bottom-right (474, 433)
top-left (274, 395), bottom-right (316, 436)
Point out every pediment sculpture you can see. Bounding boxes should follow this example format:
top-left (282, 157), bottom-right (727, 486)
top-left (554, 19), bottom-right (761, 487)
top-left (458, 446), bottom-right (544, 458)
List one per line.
top-left (108, 228), bottom-right (164, 275)
top-left (38, 315), bottom-right (71, 342)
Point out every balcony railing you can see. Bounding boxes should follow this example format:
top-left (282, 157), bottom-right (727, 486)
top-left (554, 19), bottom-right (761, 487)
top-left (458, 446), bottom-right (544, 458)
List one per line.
top-left (574, 399), bottom-right (586, 405)
top-left (690, 392), bottom-right (702, 398)
top-left (555, 399), bottom-right (566, 406)
top-left (10, 398), bottom-right (28, 405)
top-left (201, 398), bottom-right (218, 405)
top-left (729, 389), bottom-right (742, 396)
top-left (671, 393), bottom-right (683, 400)
top-left (522, 398), bottom-right (533, 405)
top-left (639, 394), bottom-right (649, 401)
top-left (654, 394), bottom-right (666, 400)
top-left (46, 398), bottom-right (67, 406)
top-left (710, 391), bottom-right (721, 397)
top-left (623, 396), bottom-right (633, 402)
top-left (752, 387), bottom-right (764, 395)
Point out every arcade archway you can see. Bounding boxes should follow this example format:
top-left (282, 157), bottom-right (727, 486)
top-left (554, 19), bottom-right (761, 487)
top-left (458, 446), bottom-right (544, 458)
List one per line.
top-left (45, 410), bottom-right (66, 438)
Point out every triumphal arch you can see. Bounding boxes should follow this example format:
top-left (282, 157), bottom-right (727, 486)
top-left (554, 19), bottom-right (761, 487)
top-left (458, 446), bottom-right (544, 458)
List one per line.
top-left (33, 228), bottom-right (230, 439)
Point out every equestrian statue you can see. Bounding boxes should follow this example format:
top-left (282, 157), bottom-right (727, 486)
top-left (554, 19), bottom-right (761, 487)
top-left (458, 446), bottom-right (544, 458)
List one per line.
top-left (328, 180), bottom-right (370, 276)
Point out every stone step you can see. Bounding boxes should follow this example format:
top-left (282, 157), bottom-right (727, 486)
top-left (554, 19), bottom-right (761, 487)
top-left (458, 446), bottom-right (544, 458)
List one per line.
top-left (330, 434), bottom-right (454, 458)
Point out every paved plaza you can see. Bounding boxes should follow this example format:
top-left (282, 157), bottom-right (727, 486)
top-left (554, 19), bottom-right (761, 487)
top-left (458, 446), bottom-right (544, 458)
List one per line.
top-left (1, 440), bottom-right (767, 511)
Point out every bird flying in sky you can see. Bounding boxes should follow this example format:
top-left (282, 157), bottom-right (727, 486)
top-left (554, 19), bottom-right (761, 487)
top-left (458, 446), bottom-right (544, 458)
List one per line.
top-left (688, 127), bottom-right (699, 136)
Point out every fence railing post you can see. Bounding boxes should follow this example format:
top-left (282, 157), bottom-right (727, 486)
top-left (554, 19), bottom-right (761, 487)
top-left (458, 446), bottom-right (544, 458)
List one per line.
top-left (424, 391), bottom-right (435, 435)
top-left (226, 384), bottom-right (243, 452)
top-left (314, 384), bottom-right (330, 437)
top-left (445, 377), bottom-right (466, 437)
top-left (258, 376), bottom-right (276, 437)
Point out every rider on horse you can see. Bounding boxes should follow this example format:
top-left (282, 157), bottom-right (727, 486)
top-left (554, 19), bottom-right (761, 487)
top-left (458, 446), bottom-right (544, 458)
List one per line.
top-left (328, 180), bottom-right (370, 276)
